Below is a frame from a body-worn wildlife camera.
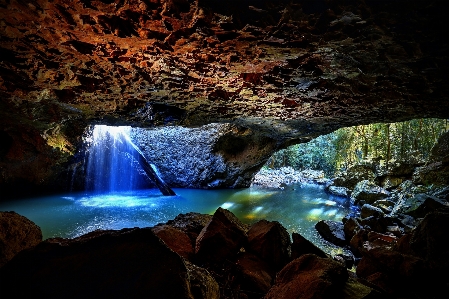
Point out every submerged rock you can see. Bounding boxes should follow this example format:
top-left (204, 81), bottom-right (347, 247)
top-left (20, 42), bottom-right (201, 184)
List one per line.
top-left (0, 211), bottom-right (42, 268)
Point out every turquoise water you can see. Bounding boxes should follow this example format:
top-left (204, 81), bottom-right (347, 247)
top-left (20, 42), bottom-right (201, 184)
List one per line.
top-left (0, 184), bottom-right (352, 254)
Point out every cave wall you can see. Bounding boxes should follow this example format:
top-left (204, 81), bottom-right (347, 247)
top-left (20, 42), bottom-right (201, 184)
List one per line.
top-left (1, 0), bottom-right (449, 196)
top-left (130, 123), bottom-right (276, 188)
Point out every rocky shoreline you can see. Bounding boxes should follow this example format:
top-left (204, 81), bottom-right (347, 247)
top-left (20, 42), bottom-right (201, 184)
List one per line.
top-left (1, 134), bottom-right (448, 298)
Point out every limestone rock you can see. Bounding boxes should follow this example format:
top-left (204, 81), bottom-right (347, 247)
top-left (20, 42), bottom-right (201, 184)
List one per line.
top-left (195, 208), bottom-right (247, 265)
top-left (0, 228), bottom-right (195, 299)
top-left (315, 220), bottom-right (347, 247)
top-left (333, 165), bottom-right (376, 190)
top-left (265, 254), bottom-right (349, 299)
top-left (246, 219), bottom-right (291, 271)
top-left (328, 185), bottom-right (350, 198)
top-left (0, 211), bottom-right (42, 268)
top-left (291, 232), bottom-right (328, 260)
top-left (351, 180), bottom-right (390, 206)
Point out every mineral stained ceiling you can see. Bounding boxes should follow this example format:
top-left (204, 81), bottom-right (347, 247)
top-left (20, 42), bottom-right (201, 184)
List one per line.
top-left (0, 0), bottom-right (449, 193)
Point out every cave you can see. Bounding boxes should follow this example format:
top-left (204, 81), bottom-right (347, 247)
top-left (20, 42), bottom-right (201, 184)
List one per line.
top-left (1, 1), bottom-right (449, 298)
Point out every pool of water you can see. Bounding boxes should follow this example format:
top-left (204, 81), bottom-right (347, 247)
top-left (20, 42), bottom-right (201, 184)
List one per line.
top-left (0, 183), bottom-right (354, 254)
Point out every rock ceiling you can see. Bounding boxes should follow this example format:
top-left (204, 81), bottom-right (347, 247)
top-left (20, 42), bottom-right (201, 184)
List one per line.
top-left (1, 0), bottom-right (449, 193)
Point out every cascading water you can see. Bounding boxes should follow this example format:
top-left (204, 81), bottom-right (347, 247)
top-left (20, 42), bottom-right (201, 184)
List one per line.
top-left (85, 125), bottom-right (147, 193)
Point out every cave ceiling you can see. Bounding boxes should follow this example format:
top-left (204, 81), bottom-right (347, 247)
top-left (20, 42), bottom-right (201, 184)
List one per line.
top-left (1, 0), bottom-right (449, 146)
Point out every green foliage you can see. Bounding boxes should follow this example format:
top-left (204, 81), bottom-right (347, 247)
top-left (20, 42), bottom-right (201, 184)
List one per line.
top-left (266, 118), bottom-right (449, 176)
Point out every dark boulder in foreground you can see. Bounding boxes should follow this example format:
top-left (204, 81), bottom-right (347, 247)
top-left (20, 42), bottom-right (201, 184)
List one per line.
top-left (265, 254), bottom-right (349, 299)
top-left (315, 220), bottom-right (347, 247)
top-left (195, 207), bottom-right (248, 265)
top-left (0, 228), bottom-right (215, 299)
top-left (247, 219), bottom-right (291, 271)
top-left (0, 211), bottom-right (42, 268)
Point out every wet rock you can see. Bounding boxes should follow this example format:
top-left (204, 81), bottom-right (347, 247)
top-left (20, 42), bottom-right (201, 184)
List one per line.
top-left (195, 208), bottom-right (247, 265)
top-left (246, 219), bottom-right (291, 271)
top-left (234, 253), bottom-right (274, 299)
top-left (0, 228), bottom-right (195, 299)
top-left (351, 180), bottom-right (390, 206)
top-left (265, 254), bottom-right (349, 299)
top-left (291, 232), bottom-right (328, 260)
top-left (315, 220), bottom-right (347, 247)
top-left (361, 204), bottom-right (384, 219)
top-left (0, 211), bottom-right (42, 268)
top-left (327, 185), bottom-right (350, 198)
top-left (151, 224), bottom-right (194, 259)
top-left (186, 261), bottom-right (220, 299)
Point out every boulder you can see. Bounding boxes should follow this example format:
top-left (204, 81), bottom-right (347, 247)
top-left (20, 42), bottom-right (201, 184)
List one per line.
top-left (343, 217), bottom-right (362, 242)
top-left (0, 211), bottom-right (42, 268)
top-left (165, 212), bottom-right (212, 244)
top-left (371, 199), bottom-right (395, 214)
top-left (234, 253), bottom-right (274, 298)
top-left (360, 215), bottom-right (393, 233)
top-left (246, 220), bottom-right (291, 271)
top-left (333, 165), bottom-right (376, 190)
top-left (264, 254), bottom-right (349, 299)
top-left (151, 225), bottom-right (194, 260)
top-left (315, 220), bottom-right (347, 247)
top-left (351, 180), bottom-right (390, 205)
top-left (291, 232), bottom-right (328, 260)
top-left (380, 176), bottom-right (403, 190)
top-left (409, 211), bottom-right (449, 270)
top-left (195, 208), bottom-right (247, 265)
top-left (349, 229), bottom-right (369, 257)
top-left (0, 228), bottom-right (195, 299)
top-left (327, 185), bottom-right (350, 198)
top-left (403, 194), bottom-right (449, 218)
top-left (186, 261), bottom-right (220, 299)
top-left (360, 204), bottom-right (384, 219)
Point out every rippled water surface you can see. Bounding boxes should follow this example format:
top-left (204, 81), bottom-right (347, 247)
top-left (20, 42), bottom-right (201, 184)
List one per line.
top-left (0, 184), bottom-right (353, 254)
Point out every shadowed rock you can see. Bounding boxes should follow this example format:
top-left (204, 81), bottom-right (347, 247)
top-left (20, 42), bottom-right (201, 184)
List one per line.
top-left (265, 254), bottom-right (348, 299)
top-left (315, 220), bottom-right (347, 247)
top-left (152, 224), bottom-right (194, 259)
top-left (0, 228), bottom-right (196, 299)
top-left (291, 232), bottom-right (328, 260)
top-left (195, 208), bottom-right (247, 265)
top-left (0, 211), bottom-right (42, 268)
top-left (246, 219), bottom-right (291, 271)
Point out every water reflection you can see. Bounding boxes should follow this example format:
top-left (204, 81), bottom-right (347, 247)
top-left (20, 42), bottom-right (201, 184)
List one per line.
top-left (0, 184), bottom-right (352, 254)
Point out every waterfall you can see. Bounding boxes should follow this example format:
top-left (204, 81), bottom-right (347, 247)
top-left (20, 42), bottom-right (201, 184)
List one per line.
top-left (85, 125), bottom-right (146, 193)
